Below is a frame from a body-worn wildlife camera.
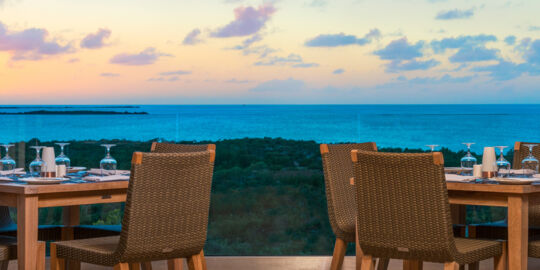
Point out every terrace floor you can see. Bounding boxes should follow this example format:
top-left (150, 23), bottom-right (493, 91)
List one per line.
top-left (6, 256), bottom-right (540, 269)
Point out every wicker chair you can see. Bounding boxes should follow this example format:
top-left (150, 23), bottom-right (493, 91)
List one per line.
top-left (320, 142), bottom-right (389, 270)
top-left (351, 150), bottom-right (506, 270)
top-left (151, 142), bottom-right (215, 153)
top-left (51, 150), bottom-right (215, 270)
top-left (0, 235), bottom-right (45, 270)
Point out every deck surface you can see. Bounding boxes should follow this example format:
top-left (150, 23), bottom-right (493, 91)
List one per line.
top-left (5, 256), bottom-right (540, 269)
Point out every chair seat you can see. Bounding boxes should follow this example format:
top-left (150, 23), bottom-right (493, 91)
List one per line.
top-left (0, 235), bottom-right (17, 261)
top-left (528, 240), bottom-right (540, 258)
top-left (55, 236), bottom-right (120, 266)
top-left (454, 238), bottom-right (502, 265)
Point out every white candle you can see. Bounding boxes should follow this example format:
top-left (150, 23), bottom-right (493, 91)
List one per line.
top-left (41, 147), bottom-right (56, 173)
top-left (482, 147), bottom-right (497, 172)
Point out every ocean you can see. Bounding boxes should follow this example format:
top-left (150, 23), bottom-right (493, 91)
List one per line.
top-left (1, 104), bottom-right (539, 152)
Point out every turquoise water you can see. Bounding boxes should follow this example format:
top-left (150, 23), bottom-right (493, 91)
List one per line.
top-left (1, 104), bottom-right (540, 151)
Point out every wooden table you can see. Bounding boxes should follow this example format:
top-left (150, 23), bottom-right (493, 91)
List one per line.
top-left (0, 181), bottom-right (128, 270)
top-left (446, 181), bottom-right (540, 270)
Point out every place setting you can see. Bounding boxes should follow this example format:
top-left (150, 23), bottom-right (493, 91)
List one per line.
top-left (0, 143), bottom-right (130, 185)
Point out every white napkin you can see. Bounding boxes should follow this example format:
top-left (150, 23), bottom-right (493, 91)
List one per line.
top-left (83, 175), bottom-right (130, 182)
top-left (499, 177), bottom-right (540, 182)
top-left (88, 168), bottom-right (130, 176)
top-left (499, 169), bottom-right (536, 175)
top-left (0, 168), bottom-right (25, 176)
top-left (445, 174), bottom-right (476, 182)
top-left (0, 177), bottom-right (12, 181)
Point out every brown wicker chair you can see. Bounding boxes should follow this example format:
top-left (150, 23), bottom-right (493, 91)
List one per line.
top-left (51, 150), bottom-right (215, 270)
top-left (351, 150), bottom-right (506, 270)
top-left (0, 235), bottom-right (45, 270)
top-left (151, 142), bottom-right (215, 153)
top-left (321, 142), bottom-right (389, 270)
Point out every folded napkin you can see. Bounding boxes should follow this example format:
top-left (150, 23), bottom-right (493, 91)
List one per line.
top-left (0, 177), bottom-right (12, 181)
top-left (499, 169), bottom-right (536, 175)
top-left (83, 175), bottom-right (130, 182)
top-left (498, 177), bottom-right (540, 182)
top-left (0, 168), bottom-right (25, 176)
top-left (445, 174), bottom-right (476, 182)
top-left (88, 168), bottom-right (130, 176)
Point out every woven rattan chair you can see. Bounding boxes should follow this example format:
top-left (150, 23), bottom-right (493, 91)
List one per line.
top-left (351, 150), bottom-right (506, 270)
top-left (320, 142), bottom-right (389, 270)
top-left (151, 142), bottom-right (215, 153)
top-left (0, 236), bottom-right (45, 270)
top-left (50, 150), bottom-right (215, 270)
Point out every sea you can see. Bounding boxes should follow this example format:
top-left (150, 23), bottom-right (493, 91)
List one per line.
top-left (1, 104), bottom-right (539, 152)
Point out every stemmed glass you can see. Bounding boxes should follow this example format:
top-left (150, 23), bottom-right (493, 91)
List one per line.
top-left (425, 144), bottom-right (439, 152)
top-left (0, 144), bottom-right (16, 176)
top-left (100, 144), bottom-right (117, 175)
top-left (522, 144), bottom-right (539, 173)
top-left (460, 143), bottom-right (477, 169)
top-left (29, 146), bottom-right (45, 177)
top-left (55, 143), bottom-right (71, 168)
top-left (495, 146), bottom-right (511, 177)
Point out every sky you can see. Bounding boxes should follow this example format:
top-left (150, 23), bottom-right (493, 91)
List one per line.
top-left (0, 0), bottom-right (539, 104)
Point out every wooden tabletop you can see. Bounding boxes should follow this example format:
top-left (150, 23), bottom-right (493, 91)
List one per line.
top-left (0, 180), bottom-right (129, 195)
top-left (446, 181), bottom-right (540, 194)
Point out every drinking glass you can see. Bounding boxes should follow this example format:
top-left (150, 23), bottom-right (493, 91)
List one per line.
top-left (460, 143), bottom-right (477, 169)
top-left (0, 144), bottom-right (16, 176)
top-left (55, 143), bottom-right (71, 168)
top-left (29, 146), bottom-right (45, 177)
top-left (425, 144), bottom-right (439, 152)
top-left (522, 144), bottom-right (539, 173)
top-left (495, 146), bottom-right (511, 177)
top-left (100, 144), bottom-right (117, 175)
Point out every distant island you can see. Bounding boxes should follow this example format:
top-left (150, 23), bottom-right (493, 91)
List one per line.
top-left (0, 110), bottom-right (148, 115)
top-left (0, 106), bottom-right (140, 109)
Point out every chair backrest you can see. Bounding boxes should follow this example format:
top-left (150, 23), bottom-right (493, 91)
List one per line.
top-left (320, 142), bottom-right (377, 241)
top-left (0, 207), bottom-right (14, 228)
top-left (115, 151), bottom-right (215, 262)
top-left (513, 142), bottom-right (540, 169)
top-left (151, 142), bottom-right (215, 153)
top-left (352, 150), bottom-right (458, 263)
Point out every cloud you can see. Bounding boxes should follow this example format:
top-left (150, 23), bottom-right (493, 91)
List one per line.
top-left (529, 26), bottom-right (540, 31)
top-left (110, 47), bottom-right (171, 66)
top-left (159, 70), bottom-right (191, 76)
top-left (232, 33), bottom-right (263, 50)
top-left (242, 45), bottom-right (277, 58)
top-left (225, 78), bottom-right (253, 83)
top-left (374, 37), bottom-right (424, 60)
top-left (435, 8), bottom-right (474, 20)
top-left (399, 74), bottom-right (473, 84)
top-left (431, 34), bottom-right (497, 53)
top-left (504, 35), bottom-right (516, 45)
top-left (305, 29), bottom-right (380, 47)
top-left (308, 0), bottom-right (326, 7)
top-left (385, 59), bottom-right (440, 72)
top-left (0, 21), bottom-right (73, 61)
top-left (182, 28), bottom-right (202, 45)
top-left (211, 4), bottom-right (276, 38)
top-left (100, 72), bottom-right (120, 77)
top-left (292, 63), bottom-right (319, 68)
top-left (333, 68), bottom-right (345, 74)
top-left (249, 78), bottom-right (305, 92)
top-left (67, 58), bottom-right (79, 63)
top-left (473, 60), bottom-right (527, 80)
top-left (449, 46), bottom-right (499, 62)
top-left (80, 28), bottom-right (111, 49)
top-left (525, 39), bottom-right (540, 64)
top-left (147, 76), bottom-right (180, 82)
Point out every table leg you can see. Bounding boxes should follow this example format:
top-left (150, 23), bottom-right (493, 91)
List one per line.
top-left (508, 195), bottom-right (528, 270)
top-left (61, 206), bottom-right (80, 240)
top-left (403, 260), bottom-right (422, 270)
top-left (17, 195), bottom-right (39, 270)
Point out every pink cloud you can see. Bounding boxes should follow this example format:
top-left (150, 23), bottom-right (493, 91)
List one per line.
top-left (183, 28), bottom-right (202, 45)
top-left (109, 47), bottom-right (172, 66)
top-left (81, 28), bottom-right (111, 49)
top-left (212, 4), bottom-right (276, 38)
top-left (0, 21), bottom-right (73, 61)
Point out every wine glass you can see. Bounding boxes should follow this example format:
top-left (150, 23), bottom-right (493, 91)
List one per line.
top-left (522, 144), bottom-right (539, 173)
top-left (29, 146), bottom-right (45, 177)
top-left (100, 144), bottom-right (117, 176)
top-left (425, 144), bottom-right (439, 152)
top-left (0, 144), bottom-right (16, 176)
top-left (55, 143), bottom-right (71, 168)
top-left (460, 143), bottom-right (477, 169)
top-left (495, 146), bottom-right (511, 177)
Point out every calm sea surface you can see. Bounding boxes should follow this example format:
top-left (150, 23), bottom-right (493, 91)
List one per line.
top-left (1, 105), bottom-right (539, 151)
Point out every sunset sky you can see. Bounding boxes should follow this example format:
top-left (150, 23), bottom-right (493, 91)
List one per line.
top-left (0, 0), bottom-right (539, 104)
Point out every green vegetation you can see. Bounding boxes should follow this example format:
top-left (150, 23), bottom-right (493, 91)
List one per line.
top-left (14, 138), bottom-right (510, 255)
